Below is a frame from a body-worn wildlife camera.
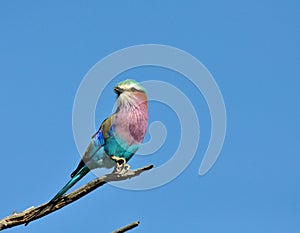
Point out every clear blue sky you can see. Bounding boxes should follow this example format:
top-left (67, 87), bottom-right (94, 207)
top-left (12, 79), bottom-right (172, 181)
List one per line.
top-left (1, 1), bottom-right (299, 232)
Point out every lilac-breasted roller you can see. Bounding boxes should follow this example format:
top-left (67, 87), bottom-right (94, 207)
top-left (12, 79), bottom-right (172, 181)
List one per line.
top-left (26, 79), bottom-right (148, 224)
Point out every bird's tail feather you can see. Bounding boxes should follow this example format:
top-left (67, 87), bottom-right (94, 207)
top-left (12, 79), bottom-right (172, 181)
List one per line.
top-left (25, 165), bottom-right (90, 226)
top-left (50, 165), bottom-right (90, 202)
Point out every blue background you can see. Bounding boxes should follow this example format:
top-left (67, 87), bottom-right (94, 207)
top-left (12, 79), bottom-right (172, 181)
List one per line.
top-left (0, 1), bottom-right (299, 232)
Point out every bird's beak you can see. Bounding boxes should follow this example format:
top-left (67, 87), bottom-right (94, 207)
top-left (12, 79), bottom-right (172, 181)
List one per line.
top-left (114, 86), bottom-right (123, 95)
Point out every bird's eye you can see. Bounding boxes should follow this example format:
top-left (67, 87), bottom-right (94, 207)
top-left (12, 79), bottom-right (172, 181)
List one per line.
top-left (130, 87), bottom-right (137, 92)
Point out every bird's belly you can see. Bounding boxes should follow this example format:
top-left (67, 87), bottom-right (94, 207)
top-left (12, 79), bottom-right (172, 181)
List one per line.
top-left (104, 136), bottom-right (139, 161)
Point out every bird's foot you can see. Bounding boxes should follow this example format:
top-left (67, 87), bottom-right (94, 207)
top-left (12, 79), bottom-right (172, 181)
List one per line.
top-left (111, 156), bottom-right (130, 174)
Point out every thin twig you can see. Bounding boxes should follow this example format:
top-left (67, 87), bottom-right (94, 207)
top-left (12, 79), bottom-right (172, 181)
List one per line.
top-left (112, 221), bottom-right (140, 233)
top-left (0, 165), bottom-right (153, 231)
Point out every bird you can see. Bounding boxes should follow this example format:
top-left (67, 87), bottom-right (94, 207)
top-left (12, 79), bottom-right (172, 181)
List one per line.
top-left (26, 79), bottom-right (148, 224)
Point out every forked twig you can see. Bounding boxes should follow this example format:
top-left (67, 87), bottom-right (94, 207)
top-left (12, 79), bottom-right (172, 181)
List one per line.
top-left (0, 165), bottom-right (153, 231)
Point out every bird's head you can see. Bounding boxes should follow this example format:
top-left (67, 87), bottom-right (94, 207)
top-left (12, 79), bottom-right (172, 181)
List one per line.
top-left (114, 79), bottom-right (147, 110)
top-left (114, 79), bottom-right (146, 96)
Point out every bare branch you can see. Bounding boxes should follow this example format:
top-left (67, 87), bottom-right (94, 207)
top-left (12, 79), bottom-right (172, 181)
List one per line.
top-left (112, 221), bottom-right (140, 233)
top-left (0, 165), bottom-right (153, 231)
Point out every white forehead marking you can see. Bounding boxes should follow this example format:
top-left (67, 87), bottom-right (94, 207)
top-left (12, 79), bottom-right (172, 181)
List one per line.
top-left (119, 82), bottom-right (143, 91)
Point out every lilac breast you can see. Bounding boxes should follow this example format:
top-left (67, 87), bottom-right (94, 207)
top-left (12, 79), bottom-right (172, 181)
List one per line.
top-left (114, 100), bottom-right (148, 145)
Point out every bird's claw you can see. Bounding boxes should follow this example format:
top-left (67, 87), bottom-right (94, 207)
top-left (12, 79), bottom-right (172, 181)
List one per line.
top-left (114, 163), bottom-right (130, 174)
top-left (111, 156), bottom-right (126, 165)
top-left (111, 156), bottom-right (130, 174)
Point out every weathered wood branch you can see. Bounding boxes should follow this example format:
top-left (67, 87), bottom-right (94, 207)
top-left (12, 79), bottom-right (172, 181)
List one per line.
top-left (112, 221), bottom-right (140, 233)
top-left (0, 165), bottom-right (153, 231)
